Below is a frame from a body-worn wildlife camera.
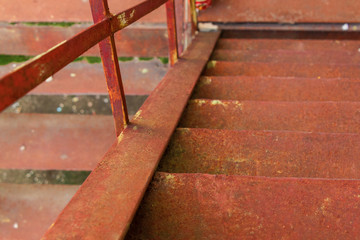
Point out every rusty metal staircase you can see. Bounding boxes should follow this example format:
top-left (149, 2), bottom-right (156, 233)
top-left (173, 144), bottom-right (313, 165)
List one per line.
top-left (2, 0), bottom-right (360, 239)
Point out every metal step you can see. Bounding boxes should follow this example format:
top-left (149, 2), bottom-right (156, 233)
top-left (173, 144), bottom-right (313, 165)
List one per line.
top-left (179, 100), bottom-right (360, 133)
top-left (204, 61), bottom-right (360, 78)
top-left (211, 49), bottom-right (360, 64)
top-left (193, 76), bottom-right (360, 101)
top-left (126, 172), bottom-right (360, 239)
top-left (160, 128), bottom-right (360, 178)
top-left (216, 38), bottom-right (360, 52)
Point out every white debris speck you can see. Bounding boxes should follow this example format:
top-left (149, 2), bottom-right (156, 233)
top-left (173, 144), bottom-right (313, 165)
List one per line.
top-left (72, 97), bottom-right (79, 103)
top-left (87, 102), bottom-right (93, 107)
top-left (140, 68), bottom-right (149, 74)
top-left (59, 103), bottom-right (64, 108)
top-left (70, 73), bottom-right (76, 77)
top-left (342, 23), bottom-right (349, 31)
top-left (45, 76), bottom-right (53, 82)
top-left (60, 154), bottom-right (68, 160)
top-left (13, 222), bottom-right (18, 229)
top-left (12, 64), bottom-right (17, 68)
top-left (103, 98), bottom-right (109, 103)
top-left (19, 145), bottom-right (26, 151)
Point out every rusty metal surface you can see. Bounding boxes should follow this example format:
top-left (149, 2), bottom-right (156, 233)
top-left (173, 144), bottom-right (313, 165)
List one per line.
top-left (90, 0), bottom-right (129, 136)
top-left (0, 0), bottom-right (166, 22)
top-left (0, 58), bottom-right (167, 96)
top-left (221, 30), bottom-right (360, 40)
top-left (204, 61), bottom-right (360, 78)
top-left (215, 23), bottom-right (360, 32)
top-left (42, 31), bottom-right (220, 240)
top-left (0, 0), bottom-right (168, 112)
top-left (0, 24), bottom-right (169, 57)
top-left (159, 128), bottom-right (360, 178)
top-left (193, 76), bottom-right (360, 101)
top-left (211, 49), bottom-right (360, 64)
top-left (0, 183), bottom-right (79, 240)
top-left (180, 100), bottom-right (360, 133)
top-left (216, 38), bottom-right (360, 52)
top-left (127, 172), bottom-right (360, 239)
top-left (0, 113), bottom-right (115, 170)
top-left (198, 0), bottom-right (360, 23)
top-left (166, 0), bottom-right (179, 66)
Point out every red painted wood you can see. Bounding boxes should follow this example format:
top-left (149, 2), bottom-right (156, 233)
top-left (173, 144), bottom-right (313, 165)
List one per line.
top-left (0, 184), bottom-right (79, 240)
top-left (0, 60), bottom-right (167, 95)
top-left (0, 24), bottom-right (168, 57)
top-left (0, 113), bottom-right (114, 170)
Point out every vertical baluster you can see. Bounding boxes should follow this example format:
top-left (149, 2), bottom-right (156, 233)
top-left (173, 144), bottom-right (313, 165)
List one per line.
top-left (166, 0), bottom-right (179, 66)
top-left (189, 0), bottom-right (198, 35)
top-left (89, 0), bottom-right (129, 137)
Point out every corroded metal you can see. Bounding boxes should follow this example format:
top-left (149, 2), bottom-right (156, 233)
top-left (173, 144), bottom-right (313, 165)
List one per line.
top-left (211, 49), bottom-right (360, 64)
top-left (0, 0), bottom-right (168, 112)
top-left (159, 128), bottom-right (360, 178)
top-left (198, 0), bottom-right (360, 23)
top-left (127, 172), bottom-right (360, 239)
top-left (180, 100), bottom-right (360, 133)
top-left (193, 76), bottom-right (360, 101)
top-left (204, 61), bottom-right (360, 78)
top-left (216, 38), bottom-right (360, 52)
top-left (42, 32), bottom-right (220, 240)
top-left (166, 0), bottom-right (179, 66)
top-left (90, 0), bottom-right (129, 136)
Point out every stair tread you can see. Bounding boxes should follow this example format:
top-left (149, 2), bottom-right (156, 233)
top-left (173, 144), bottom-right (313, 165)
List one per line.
top-left (193, 76), bottom-right (360, 101)
top-left (211, 49), bottom-right (360, 64)
top-left (0, 183), bottom-right (79, 240)
top-left (160, 128), bottom-right (360, 178)
top-left (127, 172), bottom-right (360, 239)
top-left (0, 113), bottom-right (115, 170)
top-left (204, 61), bottom-right (360, 78)
top-left (179, 100), bottom-right (360, 133)
top-left (216, 38), bottom-right (360, 51)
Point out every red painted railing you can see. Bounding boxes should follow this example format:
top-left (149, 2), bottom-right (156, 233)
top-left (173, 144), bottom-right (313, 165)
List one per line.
top-left (0, 0), bottom-right (197, 135)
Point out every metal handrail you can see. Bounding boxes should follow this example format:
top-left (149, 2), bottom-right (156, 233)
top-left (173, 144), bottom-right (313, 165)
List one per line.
top-left (0, 0), bottom-right (197, 135)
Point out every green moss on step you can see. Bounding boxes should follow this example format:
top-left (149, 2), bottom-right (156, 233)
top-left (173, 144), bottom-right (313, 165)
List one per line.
top-left (0, 55), bottom-right (33, 65)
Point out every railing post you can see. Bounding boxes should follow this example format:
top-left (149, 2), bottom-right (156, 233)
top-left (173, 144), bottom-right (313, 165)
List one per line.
top-left (166, 0), bottom-right (179, 66)
top-left (189, 0), bottom-right (198, 35)
top-left (89, 0), bottom-right (129, 137)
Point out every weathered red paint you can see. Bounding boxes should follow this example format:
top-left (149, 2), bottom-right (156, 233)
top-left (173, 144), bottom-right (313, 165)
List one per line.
top-left (127, 172), bottom-right (360, 239)
top-left (41, 32), bottom-right (220, 240)
top-left (0, 113), bottom-right (114, 170)
top-left (0, 183), bottom-right (79, 240)
top-left (198, 0), bottom-right (360, 23)
top-left (193, 76), bottom-right (360, 101)
top-left (204, 61), bottom-right (360, 78)
top-left (0, 61), bottom-right (167, 96)
top-left (0, 24), bottom-right (169, 57)
top-left (180, 100), bottom-right (360, 133)
top-left (160, 128), bottom-right (360, 178)
top-left (166, 0), bottom-right (179, 66)
top-left (216, 38), bottom-right (360, 52)
top-left (90, 0), bottom-right (129, 136)
top-left (0, 0), bottom-right (166, 22)
top-left (211, 49), bottom-right (360, 64)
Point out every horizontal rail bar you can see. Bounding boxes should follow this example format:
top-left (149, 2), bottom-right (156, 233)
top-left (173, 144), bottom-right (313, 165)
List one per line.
top-left (0, 0), bottom-right (167, 112)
